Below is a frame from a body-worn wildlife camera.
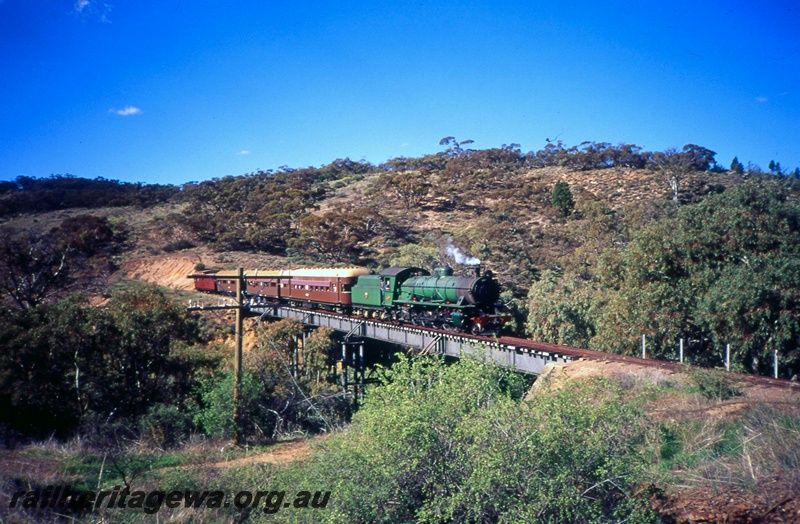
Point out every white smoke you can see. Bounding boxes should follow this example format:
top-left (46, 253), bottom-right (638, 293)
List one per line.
top-left (445, 238), bottom-right (480, 265)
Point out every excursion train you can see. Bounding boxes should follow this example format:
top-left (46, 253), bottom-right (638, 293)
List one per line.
top-left (189, 266), bottom-right (511, 334)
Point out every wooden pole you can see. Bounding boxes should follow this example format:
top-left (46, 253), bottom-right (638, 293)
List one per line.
top-left (726, 343), bottom-right (730, 372)
top-left (292, 335), bottom-right (298, 379)
top-left (301, 329), bottom-right (306, 375)
top-left (234, 268), bottom-right (244, 443)
top-left (679, 338), bottom-right (684, 364)
top-left (341, 341), bottom-right (347, 389)
top-left (774, 349), bottom-right (779, 379)
top-left (641, 334), bottom-right (646, 359)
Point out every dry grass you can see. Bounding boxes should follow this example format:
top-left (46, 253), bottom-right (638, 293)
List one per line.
top-left (0, 433), bottom-right (320, 523)
top-left (668, 404), bottom-right (800, 485)
top-left (534, 357), bottom-right (800, 519)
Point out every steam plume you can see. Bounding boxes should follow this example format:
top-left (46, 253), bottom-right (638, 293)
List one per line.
top-left (445, 238), bottom-right (480, 265)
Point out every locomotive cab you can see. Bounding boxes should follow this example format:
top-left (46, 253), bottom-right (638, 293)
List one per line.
top-left (351, 267), bottom-right (430, 308)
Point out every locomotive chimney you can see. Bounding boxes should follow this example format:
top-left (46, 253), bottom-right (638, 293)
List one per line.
top-left (474, 266), bottom-right (481, 278)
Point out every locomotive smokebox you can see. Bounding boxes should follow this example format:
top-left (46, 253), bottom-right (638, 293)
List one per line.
top-left (469, 274), bottom-right (500, 306)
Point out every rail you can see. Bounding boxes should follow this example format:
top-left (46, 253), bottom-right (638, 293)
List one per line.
top-left (253, 303), bottom-right (800, 388)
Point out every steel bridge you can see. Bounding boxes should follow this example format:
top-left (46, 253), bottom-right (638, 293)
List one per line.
top-left (250, 303), bottom-right (573, 374)
top-left (188, 296), bottom-right (799, 391)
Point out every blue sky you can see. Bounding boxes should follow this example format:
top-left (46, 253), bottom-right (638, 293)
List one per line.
top-left (1, 1), bottom-right (798, 185)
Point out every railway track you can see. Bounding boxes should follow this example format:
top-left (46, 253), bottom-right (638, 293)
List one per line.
top-left (258, 303), bottom-right (799, 389)
top-left (493, 335), bottom-right (798, 390)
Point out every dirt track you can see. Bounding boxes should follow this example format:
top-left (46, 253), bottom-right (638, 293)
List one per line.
top-left (199, 439), bottom-right (317, 470)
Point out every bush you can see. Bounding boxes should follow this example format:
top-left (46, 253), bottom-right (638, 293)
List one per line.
top-left (551, 180), bottom-right (575, 216)
top-left (689, 368), bottom-right (743, 401)
top-left (163, 238), bottom-right (196, 252)
top-left (270, 356), bottom-right (657, 523)
top-left (139, 403), bottom-right (195, 448)
top-left (195, 371), bottom-right (280, 442)
top-left (0, 286), bottom-right (218, 443)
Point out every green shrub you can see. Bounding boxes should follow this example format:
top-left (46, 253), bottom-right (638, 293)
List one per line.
top-left (138, 403), bottom-right (195, 448)
top-left (659, 426), bottom-right (681, 462)
top-left (266, 356), bottom-right (657, 523)
top-left (163, 238), bottom-right (196, 252)
top-left (195, 371), bottom-right (280, 442)
top-left (551, 180), bottom-right (574, 216)
top-left (689, 368), bottom-right (742, 401)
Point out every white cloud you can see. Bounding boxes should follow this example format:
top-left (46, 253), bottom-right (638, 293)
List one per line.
top-left (755, 96), bottom-right (769, 103)
top-left (110, 106), bottom-right (142, 116)
top-left (74, 1), bottom-right (112, 23)
top-left (237, 150), bottom-right (251, 155)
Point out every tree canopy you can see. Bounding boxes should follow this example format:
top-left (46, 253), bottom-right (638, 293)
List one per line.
top-left (0, 174), bottom-right (177, 217)
top-left (0, 285), bottom-right (219, 441)
top-left (528, 181), bottom-right (800, 376)
top-left (0, 215), bottom-right (126, 309)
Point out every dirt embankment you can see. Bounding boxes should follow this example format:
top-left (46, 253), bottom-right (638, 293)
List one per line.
top-left (120, 256), bottom-right (201, 291)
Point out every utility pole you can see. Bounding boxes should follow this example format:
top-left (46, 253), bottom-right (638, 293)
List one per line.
top-left (187, 268), bottom-right (247, 444)
top-left (774, 349), bottom-right (779, 379)
top-left (233, 268), bottom-right (244, 443)
top-left (726, 343), bottom-right (730, 372)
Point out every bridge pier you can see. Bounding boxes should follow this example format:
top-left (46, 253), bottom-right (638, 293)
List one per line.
top-left (338, 338), bottom-right (366, 404)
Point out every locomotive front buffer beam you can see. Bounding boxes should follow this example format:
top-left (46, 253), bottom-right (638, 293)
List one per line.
top-left (253, 305), bottom-right (573, 375)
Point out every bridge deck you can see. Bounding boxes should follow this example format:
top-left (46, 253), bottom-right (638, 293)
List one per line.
top-left (187, 299), bottom-right (797, 386)
top-left (252, 304), bottom-right (572, 374)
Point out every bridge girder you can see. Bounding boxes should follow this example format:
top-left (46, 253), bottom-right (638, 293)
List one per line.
top-left (252, 305), bottom-right (572, 374)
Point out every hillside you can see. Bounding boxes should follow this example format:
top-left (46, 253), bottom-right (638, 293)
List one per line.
top-left (3, 145), bottom-right (799, 376)
top-left (2, 144), bottom-right (800, 523)
top-left (76, 169), bottom-right (736, 278)
top-left (141, 167), bottom-right (718, 286)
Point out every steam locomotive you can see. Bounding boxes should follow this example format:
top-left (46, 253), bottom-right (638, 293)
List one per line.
top-left (189, 266), bottom-right (511, 334)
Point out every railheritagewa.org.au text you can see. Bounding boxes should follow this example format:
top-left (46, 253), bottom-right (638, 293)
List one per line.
top-left (9, 485), bottom-right (331, 514)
